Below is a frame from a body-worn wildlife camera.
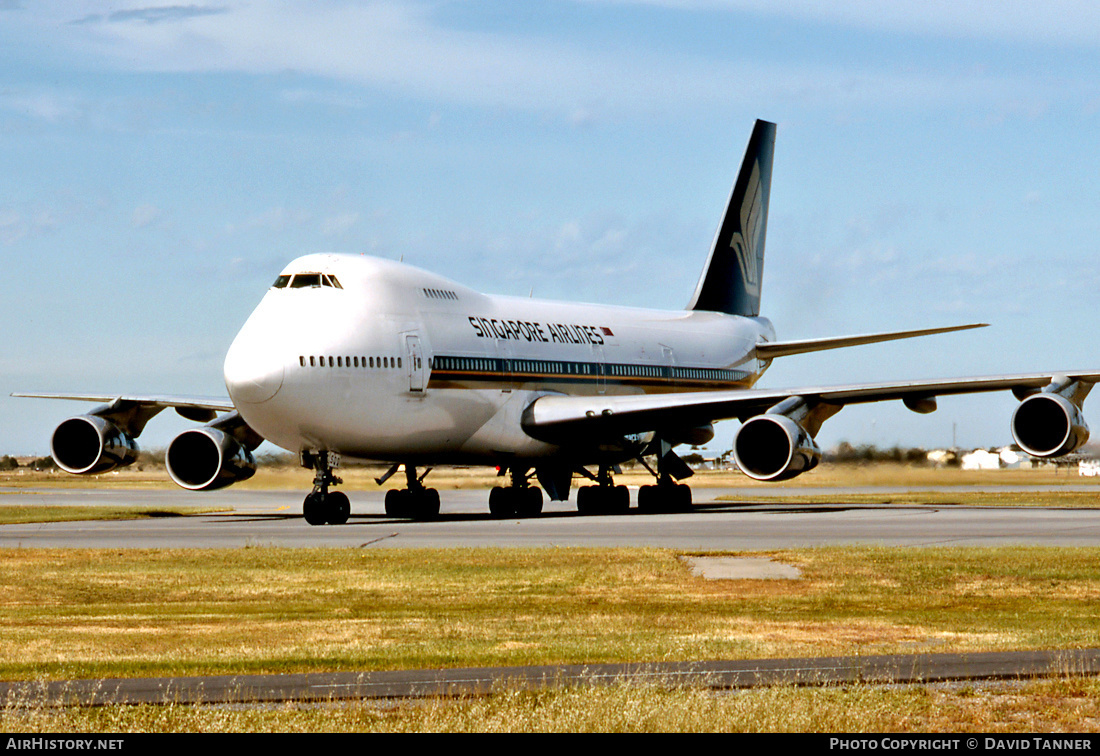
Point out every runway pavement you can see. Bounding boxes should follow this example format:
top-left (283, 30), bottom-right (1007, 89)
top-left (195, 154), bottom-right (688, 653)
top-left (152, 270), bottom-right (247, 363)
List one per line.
top-left (3, 486), bottom-right (1100, 549)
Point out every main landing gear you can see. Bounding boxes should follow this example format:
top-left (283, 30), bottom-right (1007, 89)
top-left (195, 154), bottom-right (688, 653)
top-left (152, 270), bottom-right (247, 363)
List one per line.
top-left (636, 480), bottom-right (692, 512)
top-left (635, 445), bottom-right (694, 513)
top-left (301, 451), bottom-right (351, 526)
top-left (488, 467), bottom-right (544, 518)
top-left (383, 464), bottom-right (441, 520)
top-left (575, 464), bottom-right (630, 514)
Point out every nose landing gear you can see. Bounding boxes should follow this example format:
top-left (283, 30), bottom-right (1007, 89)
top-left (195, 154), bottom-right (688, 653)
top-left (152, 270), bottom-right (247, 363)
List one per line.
top-left (301, 450), bottom-right (351, 525)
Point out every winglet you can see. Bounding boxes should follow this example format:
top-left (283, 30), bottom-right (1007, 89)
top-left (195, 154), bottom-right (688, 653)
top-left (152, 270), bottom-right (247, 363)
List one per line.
top-left (687, 119), bottom-right (777, 317)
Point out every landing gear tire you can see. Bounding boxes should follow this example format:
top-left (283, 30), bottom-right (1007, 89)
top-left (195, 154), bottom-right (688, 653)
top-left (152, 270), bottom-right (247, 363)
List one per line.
top-left (385, 488), bottom-right (408, 517)
top-left (303, 490), bottom-right (352, 526)
top-left (488, 486), bottom-right (543, 518)
top-left (412, 488), bottom-right (441, 520)
top-left (637, 483), bottom-right (692, 513)
top-left (489, 486), bottom-right (513, 518)
top-left (326, 491), bottom-right (351, 525)
top-left (303, 491), bottom-right (327, 526)
top-left (385, 487), bottom-right (440, 520)
top-left (517, 486), bottom-right (544, 517)
top-left (576, 484), bottom-right (630, 515)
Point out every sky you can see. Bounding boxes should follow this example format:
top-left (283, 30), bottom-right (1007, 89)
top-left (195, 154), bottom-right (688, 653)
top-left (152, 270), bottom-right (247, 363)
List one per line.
top-left (3, 0), bottom-right (1100, 458)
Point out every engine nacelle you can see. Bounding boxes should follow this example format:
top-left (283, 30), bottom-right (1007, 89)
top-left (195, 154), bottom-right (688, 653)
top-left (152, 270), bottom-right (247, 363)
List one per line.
top-left (733, 414), bottom-right (821, 482)
top-left (1011, 393), bottom-right (1090, 458)
top-left (51, 415), bottom-right (139, 475)
top-left (166, 427), bottom-right (256, 491)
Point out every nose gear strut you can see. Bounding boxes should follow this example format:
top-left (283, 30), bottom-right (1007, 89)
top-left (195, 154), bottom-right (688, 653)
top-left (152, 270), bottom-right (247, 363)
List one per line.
top-left (300, 450), bottom-right (350, 525)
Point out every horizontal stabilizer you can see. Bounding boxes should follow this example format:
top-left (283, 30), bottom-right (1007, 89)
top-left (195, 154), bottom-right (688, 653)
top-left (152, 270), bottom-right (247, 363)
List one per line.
top-left (755, 323), bottom-right (988, 361)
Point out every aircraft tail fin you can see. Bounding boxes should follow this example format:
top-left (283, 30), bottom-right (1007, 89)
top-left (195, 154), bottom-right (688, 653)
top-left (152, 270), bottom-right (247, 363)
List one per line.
top-left (687, 119), bottom-right (776, 317)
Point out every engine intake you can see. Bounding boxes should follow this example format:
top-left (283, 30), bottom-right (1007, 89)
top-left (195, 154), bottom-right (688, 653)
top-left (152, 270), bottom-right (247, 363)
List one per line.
top-left (733, 414), bottom-right (821, 481)
top-left (166, 428), bottom-right (256, 491)
top-left (1011, 393), bottom-right (1089, 458)
top-left (51, 415), bottom-right (138, 475)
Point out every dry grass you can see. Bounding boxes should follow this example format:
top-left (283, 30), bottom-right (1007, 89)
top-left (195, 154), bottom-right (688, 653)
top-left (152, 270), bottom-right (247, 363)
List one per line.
top-left (1, 547), bottom-right (1099, 682)
top-left (4, 677), bottom-right (1100, 732)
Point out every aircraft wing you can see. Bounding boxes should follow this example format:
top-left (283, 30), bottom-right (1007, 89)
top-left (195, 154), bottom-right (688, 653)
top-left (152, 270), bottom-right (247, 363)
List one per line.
top-left (11, 392), bottom-right (237, 437)
top-left (755, 323), bottom-right (988, 360)
top-left (11, 392), bottom-right (235, 413)
top-left (521, 371), bottom-right (1100, 444)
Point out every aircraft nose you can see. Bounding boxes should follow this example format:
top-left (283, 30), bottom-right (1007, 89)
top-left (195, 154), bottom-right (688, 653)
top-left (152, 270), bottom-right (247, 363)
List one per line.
top-left (224, 324), bottom-right (286, 405)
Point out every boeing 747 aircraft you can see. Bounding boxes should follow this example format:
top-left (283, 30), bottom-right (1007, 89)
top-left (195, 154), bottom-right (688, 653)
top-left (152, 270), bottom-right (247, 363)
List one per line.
top-left (15, 120), bottom-right (1100, 524)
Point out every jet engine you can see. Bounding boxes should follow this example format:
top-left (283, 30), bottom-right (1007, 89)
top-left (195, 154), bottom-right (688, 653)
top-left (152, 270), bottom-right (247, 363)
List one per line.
top-left (1011, 393), bottom-right (1090, 458)
top-left (166, 427), bottom-right (256, 491)
top-left (50, 415), bottom-right (139, 475)
top-left (733, 414), bottom-right (821, 481)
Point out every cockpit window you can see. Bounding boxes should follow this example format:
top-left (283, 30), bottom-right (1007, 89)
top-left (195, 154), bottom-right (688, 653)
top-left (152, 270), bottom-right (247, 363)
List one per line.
top-left (274, 272), bottom-right (342, 289)
top-left (289, 273), bottom-right (322, 288)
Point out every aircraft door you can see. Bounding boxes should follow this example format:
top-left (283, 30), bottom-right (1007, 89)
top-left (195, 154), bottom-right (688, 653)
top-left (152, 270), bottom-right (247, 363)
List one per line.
top-left (405, 334), bottom-right (425, 392)
top-left (594, 343), bottom-right (606, 395)
top-left (662, 345), bottom-right (674, 386)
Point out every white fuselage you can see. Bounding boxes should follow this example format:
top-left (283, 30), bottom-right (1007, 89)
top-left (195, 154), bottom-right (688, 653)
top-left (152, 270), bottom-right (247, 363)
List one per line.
top-left (224, 253), bottom-right (775, 464)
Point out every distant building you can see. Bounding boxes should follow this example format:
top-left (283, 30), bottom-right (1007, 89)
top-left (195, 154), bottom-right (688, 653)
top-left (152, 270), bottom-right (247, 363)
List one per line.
top-left (961, 449), bottom-right (1001, 470)
top-left (926, 449), bottom-right (958, 467)
top-left (1079, 459), bottom-right (1100, 477)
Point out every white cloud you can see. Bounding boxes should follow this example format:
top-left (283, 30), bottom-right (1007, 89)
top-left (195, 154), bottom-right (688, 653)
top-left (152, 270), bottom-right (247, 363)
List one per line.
top-left (22, 1), bottom-right (1093, 119)
top-left (0, 206), bottom-right (57, 244)
top-left (588, 1), bottom-right (1100, 46)
top-left (321, 211), bottom-right (360, 236)
top-left (131, 202), bottom-right (161, 228)
top-left (227, 206), bottom-right (312, 234)
top-left (0, 90), bottom-right (82, 122)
